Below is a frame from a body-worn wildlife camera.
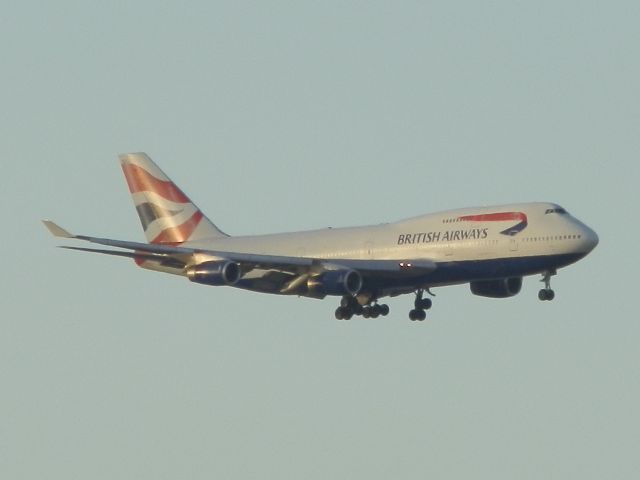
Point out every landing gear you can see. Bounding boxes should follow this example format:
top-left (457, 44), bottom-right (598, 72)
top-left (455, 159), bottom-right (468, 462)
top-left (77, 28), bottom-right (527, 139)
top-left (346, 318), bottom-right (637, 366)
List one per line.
top-left (362, 303), bottom-right (390, 318)
top-left (409, 289), bottom-right (433, 321)
top-left (538, 270), bottom-right (556, 301)
top-left (335, 295), bottom-right (389, 320)
top-left (334, 289), bottom-right (433, 321)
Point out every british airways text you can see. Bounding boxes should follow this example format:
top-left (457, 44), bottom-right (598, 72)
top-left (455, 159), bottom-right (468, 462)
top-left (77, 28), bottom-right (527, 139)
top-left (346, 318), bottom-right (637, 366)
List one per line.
top-left (397, 228), bottom-right (488, 245)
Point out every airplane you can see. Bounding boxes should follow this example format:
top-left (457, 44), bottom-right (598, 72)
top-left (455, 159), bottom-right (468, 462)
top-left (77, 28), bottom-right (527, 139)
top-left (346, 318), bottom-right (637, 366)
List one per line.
top-left (43, 152), bottom-right (599, 321)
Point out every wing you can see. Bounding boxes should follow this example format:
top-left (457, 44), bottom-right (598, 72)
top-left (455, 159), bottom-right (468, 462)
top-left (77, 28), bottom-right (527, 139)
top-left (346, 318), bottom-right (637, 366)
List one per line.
top-left (43, 220), bottom-right (316, 270)
top-left (43, 220), bottom-right (437, 294)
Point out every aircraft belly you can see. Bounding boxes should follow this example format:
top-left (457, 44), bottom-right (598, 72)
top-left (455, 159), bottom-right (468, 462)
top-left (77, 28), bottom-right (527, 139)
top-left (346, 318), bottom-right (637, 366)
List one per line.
top-left (425, 253), bottom-right (585, 286)
top-left (367, 252), bottom-right (588, 296)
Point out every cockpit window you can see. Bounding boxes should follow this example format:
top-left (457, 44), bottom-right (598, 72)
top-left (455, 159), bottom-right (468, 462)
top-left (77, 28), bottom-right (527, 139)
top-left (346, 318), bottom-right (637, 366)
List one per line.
top-left (545, 207), bottom-right (567, 215)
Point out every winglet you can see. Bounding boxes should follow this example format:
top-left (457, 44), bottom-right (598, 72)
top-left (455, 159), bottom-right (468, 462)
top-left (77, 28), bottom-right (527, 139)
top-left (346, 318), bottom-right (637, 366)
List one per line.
top-left (42, 220), bottom-right (75, 238)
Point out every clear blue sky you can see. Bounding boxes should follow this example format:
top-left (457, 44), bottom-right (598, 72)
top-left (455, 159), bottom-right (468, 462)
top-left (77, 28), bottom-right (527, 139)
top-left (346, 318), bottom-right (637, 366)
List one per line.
top-left (2, 2), bottom-right (638, 478)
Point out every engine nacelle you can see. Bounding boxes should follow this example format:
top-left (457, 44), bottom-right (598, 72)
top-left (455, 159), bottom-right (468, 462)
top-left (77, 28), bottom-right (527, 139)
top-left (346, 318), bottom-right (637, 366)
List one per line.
top-left (307, 269), bottom-right (363, 298)
top-left (186, 261), bottom-right (241, 286)
top-left (470, 277), bottom-right (523, 298)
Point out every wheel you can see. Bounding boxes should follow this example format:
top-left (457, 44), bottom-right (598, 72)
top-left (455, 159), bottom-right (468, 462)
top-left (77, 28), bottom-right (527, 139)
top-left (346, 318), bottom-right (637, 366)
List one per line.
top-left (415, 297), bottom-right (432, 310)
top-left (538, 289), bottom-right (555, 301)
top-left (336, 306), bottom-right (353, 319)
top-left (409, 309), bottom-right (418, 321)
top-left (372, 305), bottom-right (382, 317)
top-left (420, 298), bottom-right (432, 310)
top-left (362, 306), bottom-right (371, 318)
top-left (380, 304), bottom-right (390, 316)
top-left (416, 309), bottom-right (427, 321)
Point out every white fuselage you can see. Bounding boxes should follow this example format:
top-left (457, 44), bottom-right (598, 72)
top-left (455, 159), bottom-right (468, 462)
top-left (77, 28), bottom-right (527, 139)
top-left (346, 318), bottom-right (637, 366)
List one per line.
top-left (177, 201), bottom-right (598, 295)
top-left (190, 202), bottom-right (595, 263)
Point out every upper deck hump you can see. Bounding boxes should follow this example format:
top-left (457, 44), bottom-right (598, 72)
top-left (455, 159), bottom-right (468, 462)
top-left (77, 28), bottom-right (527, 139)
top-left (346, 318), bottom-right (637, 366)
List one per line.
top-left (392, 202), bottom-right (560, 228)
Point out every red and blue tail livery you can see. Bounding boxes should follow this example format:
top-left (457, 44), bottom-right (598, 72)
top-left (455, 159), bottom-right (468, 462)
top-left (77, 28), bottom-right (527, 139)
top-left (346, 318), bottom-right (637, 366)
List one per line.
top-left (120, 153), bottom-right (227, 245)
top-left (459, 212), bottom-right (528, 236)
top-left (44, 152), bottom-right (598, 321)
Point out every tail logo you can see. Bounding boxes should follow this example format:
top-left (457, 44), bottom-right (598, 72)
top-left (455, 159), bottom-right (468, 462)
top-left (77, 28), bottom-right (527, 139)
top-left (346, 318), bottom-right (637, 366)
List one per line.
top-left (121, 162), bottom-right (203, 244)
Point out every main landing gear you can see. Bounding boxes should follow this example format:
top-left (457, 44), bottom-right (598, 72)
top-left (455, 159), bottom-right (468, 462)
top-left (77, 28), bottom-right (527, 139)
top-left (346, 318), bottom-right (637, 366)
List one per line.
top-left (538, 270), bottom-right (556, 301)
top-left (409, 289), bottom-right (433, 321)
top-left (334, 295), bottom-right (390, 320)
top-left (334, 289), bottom-right (435, 321)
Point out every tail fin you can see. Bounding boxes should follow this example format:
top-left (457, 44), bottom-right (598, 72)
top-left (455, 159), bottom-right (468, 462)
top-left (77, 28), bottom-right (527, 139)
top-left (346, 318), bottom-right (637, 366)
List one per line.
top-left (119, 152), bottom-right (228, 244)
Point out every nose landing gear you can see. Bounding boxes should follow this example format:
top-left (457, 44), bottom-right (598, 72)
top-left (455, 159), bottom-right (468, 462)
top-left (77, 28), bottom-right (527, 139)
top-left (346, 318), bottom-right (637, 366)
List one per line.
top-left (539, 270), bottom-right (556, 301)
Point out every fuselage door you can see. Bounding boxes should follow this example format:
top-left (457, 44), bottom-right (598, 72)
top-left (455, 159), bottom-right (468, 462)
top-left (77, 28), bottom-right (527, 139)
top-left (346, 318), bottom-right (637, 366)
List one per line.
top-left (364, 241), bottom-right (375, 259)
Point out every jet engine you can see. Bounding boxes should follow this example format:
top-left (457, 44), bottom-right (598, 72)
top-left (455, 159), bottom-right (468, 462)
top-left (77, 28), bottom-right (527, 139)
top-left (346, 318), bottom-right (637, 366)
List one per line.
top-left (307, 269), bottom-right (363, 298)
top-left (470, 277), bottom-right (523, 298)
top-left (186, 260), bottom-right (241, 286)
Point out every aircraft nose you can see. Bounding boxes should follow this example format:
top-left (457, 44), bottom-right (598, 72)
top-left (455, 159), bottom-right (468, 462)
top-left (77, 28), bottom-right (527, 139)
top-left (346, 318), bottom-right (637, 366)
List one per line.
top-left (581, 225), bottom-right (599, 252)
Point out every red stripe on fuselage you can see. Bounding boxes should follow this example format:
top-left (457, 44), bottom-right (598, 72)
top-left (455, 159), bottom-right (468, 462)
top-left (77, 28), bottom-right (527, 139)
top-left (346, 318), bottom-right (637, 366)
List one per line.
top-left (122, 163), bottom-right (191, 204)
top-left (459, 212), bottom-right (527, 223)
top-left (151, 211), bottom-right (203, 244)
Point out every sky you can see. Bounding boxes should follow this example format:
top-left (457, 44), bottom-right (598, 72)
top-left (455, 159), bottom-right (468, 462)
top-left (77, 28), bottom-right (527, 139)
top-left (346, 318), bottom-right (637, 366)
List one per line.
top-left (1, 1), bottom-right (639, 478)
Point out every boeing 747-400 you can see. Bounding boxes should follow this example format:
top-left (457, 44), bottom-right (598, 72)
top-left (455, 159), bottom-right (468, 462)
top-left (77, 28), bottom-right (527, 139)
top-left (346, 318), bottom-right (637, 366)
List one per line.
top-left (44, 153), bottom-right (598, 320)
